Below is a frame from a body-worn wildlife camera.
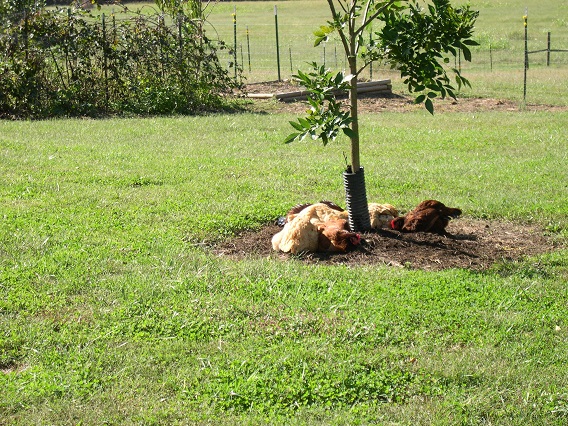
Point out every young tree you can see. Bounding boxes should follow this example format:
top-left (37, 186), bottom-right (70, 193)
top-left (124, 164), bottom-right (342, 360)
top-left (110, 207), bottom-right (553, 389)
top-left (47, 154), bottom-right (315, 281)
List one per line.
top-left (285, 0), bottom-right (478, 231)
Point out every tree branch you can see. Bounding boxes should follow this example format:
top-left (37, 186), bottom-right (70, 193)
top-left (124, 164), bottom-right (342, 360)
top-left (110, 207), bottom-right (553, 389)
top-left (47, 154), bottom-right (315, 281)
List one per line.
top-left (361, 0), bottom-right (373, 30)
top-left (353, 58), bottom-right (375, 77)
top-left (355, 0), bottom-right (400, 38)
top-left (336, 0), bottom-right (349, 14)
top-left (355, 0), bottom-right (373, 54)
top-left (327, 0), bottom-right (352, 61)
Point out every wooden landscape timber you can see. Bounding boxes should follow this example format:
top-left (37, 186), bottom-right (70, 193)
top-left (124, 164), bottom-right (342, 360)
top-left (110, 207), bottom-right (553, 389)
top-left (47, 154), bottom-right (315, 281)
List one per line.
top-left (247, 79), bottom-right (392, 101)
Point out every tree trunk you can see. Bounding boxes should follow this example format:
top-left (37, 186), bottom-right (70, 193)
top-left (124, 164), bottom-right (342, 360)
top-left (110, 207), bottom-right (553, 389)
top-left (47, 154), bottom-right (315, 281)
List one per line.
top-left (348, 20), bottom-right (360, 173)
top-left (343, 20), bottom-right (370, 232)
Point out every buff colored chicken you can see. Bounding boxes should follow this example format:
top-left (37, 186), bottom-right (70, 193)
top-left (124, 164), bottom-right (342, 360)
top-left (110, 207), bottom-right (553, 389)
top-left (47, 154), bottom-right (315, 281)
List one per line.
top-left (272, 202), bottom-right (358, 254)
top-left (368, 203), bottom-right (398, 229)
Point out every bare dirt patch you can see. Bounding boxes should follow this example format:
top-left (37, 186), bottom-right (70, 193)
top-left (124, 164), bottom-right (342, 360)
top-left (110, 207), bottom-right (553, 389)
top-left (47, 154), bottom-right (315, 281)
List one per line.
top-left (221, 81), bottom-right (565, 270)
top-left (244, 79), bottom-right (568, 115)
top-left (215, 219), bottom-right (560, 271)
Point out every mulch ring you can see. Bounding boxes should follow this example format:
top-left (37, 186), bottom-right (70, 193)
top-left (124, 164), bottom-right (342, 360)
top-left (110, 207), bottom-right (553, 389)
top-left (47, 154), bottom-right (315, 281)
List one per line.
top-left (214, 219), bottom-right (561, 271)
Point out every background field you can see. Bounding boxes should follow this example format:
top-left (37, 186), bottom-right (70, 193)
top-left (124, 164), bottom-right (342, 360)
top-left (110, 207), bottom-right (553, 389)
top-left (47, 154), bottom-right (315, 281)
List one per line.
top-left (2, 1), bottom-right (568, 424)
top-left (92, 0), bottom-right (568, 104)
top-left (203, 0), bottom-right (568, 104)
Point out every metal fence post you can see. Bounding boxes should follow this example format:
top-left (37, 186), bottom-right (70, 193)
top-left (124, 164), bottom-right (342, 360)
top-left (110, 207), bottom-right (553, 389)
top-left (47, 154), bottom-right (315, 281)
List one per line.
top-left (274, 5), bottom-right (281, 81)
top-left (102, 13), bottom-right (109, 110)
top-left (233, 6), bottom-right (237, 79)
top-left (246, 26), bottom-right (251, 72)
top-left (23, 9), bottom-right (29, 61)
top-left (547, 32), bottom-right (551, 66)
top-left (523, 10), bottom-right (528, 102)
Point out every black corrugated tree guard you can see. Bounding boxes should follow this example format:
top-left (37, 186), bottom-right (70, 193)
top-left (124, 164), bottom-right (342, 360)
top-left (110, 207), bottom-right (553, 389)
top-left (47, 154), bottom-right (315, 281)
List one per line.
top-left (285, 0), bottom-right (479, 232)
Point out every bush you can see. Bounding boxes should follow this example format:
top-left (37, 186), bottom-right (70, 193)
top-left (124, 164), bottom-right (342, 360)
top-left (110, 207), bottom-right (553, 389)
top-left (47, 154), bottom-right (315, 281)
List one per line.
top-left (0, 3), bottom-right (242, 118)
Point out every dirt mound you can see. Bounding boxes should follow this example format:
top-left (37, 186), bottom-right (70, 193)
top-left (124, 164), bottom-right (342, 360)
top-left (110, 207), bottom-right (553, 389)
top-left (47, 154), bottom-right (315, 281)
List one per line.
top-left (214, 219), bottom-right (560, 271)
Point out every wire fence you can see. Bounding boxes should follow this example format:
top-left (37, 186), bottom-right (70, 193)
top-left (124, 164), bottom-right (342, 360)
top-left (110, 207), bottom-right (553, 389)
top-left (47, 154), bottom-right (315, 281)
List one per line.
top-left (207, 7), bottom-right (568, 84)
top-left (0, 6), bottom-right (237, 117)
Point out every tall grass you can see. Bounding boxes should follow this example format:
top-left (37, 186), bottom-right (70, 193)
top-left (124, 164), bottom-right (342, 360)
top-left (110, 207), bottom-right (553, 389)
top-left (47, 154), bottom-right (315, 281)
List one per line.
top-left (1, 111), bottom-right (568, 424)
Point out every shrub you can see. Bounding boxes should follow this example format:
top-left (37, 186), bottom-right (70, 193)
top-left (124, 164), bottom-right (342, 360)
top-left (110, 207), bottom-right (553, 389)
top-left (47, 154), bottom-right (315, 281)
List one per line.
top-left (0, 3), bottom-right (242, 118)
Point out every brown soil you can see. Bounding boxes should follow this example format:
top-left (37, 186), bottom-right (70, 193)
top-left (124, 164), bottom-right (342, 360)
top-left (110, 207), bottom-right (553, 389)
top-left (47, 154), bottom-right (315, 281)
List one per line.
top-left (215, 81), bottom-right (565, 271)
top-left (215, 219), bottom-right (560, 271)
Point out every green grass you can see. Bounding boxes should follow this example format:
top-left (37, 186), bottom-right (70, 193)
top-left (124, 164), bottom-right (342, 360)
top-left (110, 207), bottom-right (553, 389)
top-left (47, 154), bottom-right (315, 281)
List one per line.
top-left (3, 0), bottom-right (568, 423)
top-left (1, 110), bottom-right (568, 424)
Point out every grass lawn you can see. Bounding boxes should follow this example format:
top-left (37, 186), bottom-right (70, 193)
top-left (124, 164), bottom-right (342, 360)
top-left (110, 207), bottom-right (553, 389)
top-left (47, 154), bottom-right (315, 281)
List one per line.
top-left (2, 0), bottom-right (568, 424)
top-left (1, 109), bottom-right (568, 424)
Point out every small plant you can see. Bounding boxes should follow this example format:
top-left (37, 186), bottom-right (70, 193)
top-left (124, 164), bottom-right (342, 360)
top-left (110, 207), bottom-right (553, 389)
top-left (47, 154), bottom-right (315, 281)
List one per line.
top-left (286, 0), bottom-right (479, 231)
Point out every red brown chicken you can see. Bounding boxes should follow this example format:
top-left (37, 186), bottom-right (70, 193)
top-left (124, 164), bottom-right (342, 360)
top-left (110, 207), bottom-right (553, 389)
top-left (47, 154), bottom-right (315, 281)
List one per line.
top-left (317, 219), bottom-right (361, 252)
top-left (390, 200), bottom-right (462, 234)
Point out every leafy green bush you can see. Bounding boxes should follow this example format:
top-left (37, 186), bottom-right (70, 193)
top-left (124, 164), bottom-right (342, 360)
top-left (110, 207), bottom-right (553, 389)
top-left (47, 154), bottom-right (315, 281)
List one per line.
top-left (0, 3), bottom-right (241, 118)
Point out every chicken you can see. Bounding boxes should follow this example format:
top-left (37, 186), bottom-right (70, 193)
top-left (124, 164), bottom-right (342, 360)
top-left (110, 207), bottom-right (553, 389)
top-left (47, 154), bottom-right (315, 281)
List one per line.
top-left (368, 203), bottom-right (398, 230)
top-left (283, 200), bottom-right (348, 224)
top-left (272, 214), bottom-right (320, 254)
top-left (272, 202), bottom-right (358, 254)
top-left (317, 219), bottom-right (361, 252)
top-left (390, 200), bottom-right (462, 234)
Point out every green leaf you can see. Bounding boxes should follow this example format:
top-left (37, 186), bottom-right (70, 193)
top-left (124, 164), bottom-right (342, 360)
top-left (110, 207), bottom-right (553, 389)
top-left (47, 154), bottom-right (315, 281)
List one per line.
top-left (446, 87), bottom-right (456, 100)
top-left (334, 72), bottom-right (344, 86)
top-left (461, 45), bottom-right (472, 62)
top-left (314, 25), bottom-right (334, 46)
top-left (462, 39), bottom-right (480, 46)
top-left (342, 127), bottom-right (357, 139)
top-left (314, 36), bottom-right (326, 47)
top-left (298, 117), bottom-right (311, 128)
top-left (425, 98), bottom-right (434, 115)
top-left (289, 121), bottom-right (305, 131)
top-left (284, 133), bottom-right (300, 144)
top-left (415, 94), bottom-right (426, 104)
top-left (313, 25), bottom-right (333, 37)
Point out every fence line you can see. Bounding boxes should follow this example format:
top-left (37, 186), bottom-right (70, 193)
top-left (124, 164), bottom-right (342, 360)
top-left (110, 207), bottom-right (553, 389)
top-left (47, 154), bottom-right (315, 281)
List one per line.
top-left (527, 32), bottom-right (568, 66)
top-left (524, 15), bottom-right (568, 102)
top-left (0, 6), bottom-right (237, 117)
top-left (207, 6), bottom-right (568, 84)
